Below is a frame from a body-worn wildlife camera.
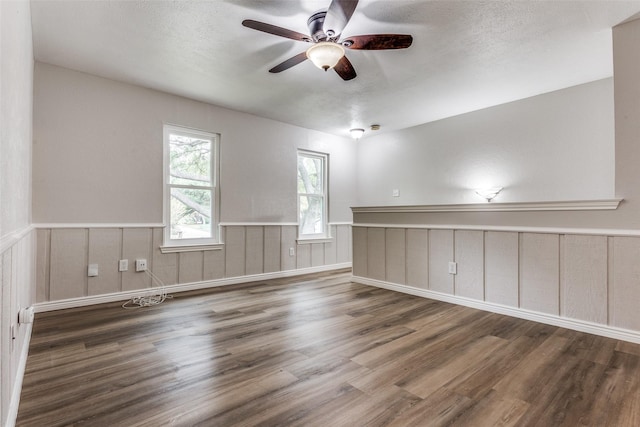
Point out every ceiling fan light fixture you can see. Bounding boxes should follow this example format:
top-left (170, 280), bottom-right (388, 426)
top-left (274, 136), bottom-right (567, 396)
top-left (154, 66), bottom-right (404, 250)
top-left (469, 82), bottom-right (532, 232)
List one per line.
top-left (306, 41), bottom-right (345, 71)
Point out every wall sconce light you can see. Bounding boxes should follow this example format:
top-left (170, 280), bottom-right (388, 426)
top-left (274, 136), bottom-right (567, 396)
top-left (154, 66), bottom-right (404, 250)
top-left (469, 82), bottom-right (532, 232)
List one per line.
top-left (475, 187), bottom-right (503, 202)
top-left (350, 128), bottom-right (365, 140)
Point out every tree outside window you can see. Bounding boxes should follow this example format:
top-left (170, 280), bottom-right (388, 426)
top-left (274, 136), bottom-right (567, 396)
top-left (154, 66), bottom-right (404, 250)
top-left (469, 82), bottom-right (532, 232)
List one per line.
top-left (164, 125), bottom-right (218, 246)
top-left (298, 151), bottom-right (328, 238)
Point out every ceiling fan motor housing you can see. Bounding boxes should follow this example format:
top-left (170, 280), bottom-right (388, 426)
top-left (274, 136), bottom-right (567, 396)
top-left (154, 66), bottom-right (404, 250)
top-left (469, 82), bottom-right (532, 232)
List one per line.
top-left (308, 10), bottom-right (329, 42)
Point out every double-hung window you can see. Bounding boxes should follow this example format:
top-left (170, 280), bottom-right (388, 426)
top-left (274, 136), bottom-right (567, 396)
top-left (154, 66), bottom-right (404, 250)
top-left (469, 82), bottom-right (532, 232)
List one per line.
top-left (297, 150), bottom-right (328, 239)
top-left (164, 124), bottom-right (219, 247)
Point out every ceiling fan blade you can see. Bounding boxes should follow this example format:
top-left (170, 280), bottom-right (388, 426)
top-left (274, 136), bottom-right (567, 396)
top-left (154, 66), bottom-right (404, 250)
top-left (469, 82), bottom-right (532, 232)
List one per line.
top-left (269, 51), bottom-right (309, 73)
top-left (334, 55), bottom-right (356, 81)
top-left (324, 0), bottom-right (359, 39)
top-left (242, 19), bottom-right (311, 42)
top-left (342, 34), bottom-right (413, 50)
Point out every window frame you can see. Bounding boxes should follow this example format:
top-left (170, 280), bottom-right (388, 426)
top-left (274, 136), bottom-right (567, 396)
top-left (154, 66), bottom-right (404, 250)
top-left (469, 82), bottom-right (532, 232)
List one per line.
top-left (163, 124), bottom-right (220, 248)
top-left (297, 149), bottom-right (329, 240)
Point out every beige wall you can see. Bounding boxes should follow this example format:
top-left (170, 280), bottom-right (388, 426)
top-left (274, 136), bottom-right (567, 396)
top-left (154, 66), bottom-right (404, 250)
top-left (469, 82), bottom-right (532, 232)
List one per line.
top-left (356, 78), bottom-right (615, 207)
top-left (31, 63), bottom-right (356, 308)
top-left (0, 0), bottom-right (35, 425)
top-left (32, 63), bottom-right (357, 224)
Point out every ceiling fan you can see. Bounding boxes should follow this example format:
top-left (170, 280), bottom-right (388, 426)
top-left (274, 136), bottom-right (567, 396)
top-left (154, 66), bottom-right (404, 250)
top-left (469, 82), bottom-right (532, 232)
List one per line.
top-left (242, 0), bottom-right (413, 81)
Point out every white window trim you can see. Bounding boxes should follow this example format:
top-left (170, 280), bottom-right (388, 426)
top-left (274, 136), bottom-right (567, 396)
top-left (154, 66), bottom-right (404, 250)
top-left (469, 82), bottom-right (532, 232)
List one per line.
top-left (163, 124), bottom-right (220, 248)
top-left (297, 149), bottom-right (329, 240)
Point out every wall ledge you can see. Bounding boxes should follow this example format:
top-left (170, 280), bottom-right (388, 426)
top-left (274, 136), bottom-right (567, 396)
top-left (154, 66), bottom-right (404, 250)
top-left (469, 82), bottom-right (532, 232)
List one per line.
top-left (352, 275), bottom-right (640, 345)
top-left (33, 263), bottom-right (352, 313)
top-left (352, 223), bottom-right (640, 237)
top-left (351, 198), bottom-right (623, 213)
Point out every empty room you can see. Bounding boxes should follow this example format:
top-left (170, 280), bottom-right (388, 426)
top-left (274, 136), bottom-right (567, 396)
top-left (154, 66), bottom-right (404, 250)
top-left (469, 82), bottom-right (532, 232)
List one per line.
top-left (3, 0), bottom-right (640, 425)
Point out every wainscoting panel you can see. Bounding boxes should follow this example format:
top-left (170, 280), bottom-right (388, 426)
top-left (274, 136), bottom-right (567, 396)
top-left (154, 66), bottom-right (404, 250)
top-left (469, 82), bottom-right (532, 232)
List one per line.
top-left (520, 233), bottom-right (560, 315)
top-left (311, 243), bottom-right (324, 267)
top-left (296, 243), bottom-right (311, 269)
top-left (324, 225), bottom-right (337, 266)
top-left (429, 229), bottom-right (454, 294)
top-left (225, 226), bottom-right (246, 278)
top-left (454, 230), bottom-right (484, 300)
top-left (336, 224), bottom-right (352, 264)
top-left (88, 228), bottom-right (121, 296)
top-left (35, 224), bottom-right (352, 305)
top-left (178, 251), bottom-right (204, 284)
top-left (385, 228), bottom-right (406, 285)
top-left (406, 229), bottom-right (428, 289)
top-left (280, 226), bottom-right (297, 272)
top-left (611, 237), bottom-right (640, 331)
top-left (352, 224), bottom-right (640, 343)
top-left (122, 228), bottom-right (152, 291)
top-left (561, 235), bottom-right (607, 324)
top-left (484, 231), bottom-right (519, 307)
top-left (352, 226), bottom-right (368, 278)
top-left (50, 229), bottom-right (88, 300)
top-left (367, 228), bottom-right (386, 281)
top-left (264, 226), bottom-right (281, 273)
top-left (203, 248), bottom-right (225, 281)
top-left (35, 229), bottom-right (50, 302)
top-left (245, 226), bottom-right (264, 275)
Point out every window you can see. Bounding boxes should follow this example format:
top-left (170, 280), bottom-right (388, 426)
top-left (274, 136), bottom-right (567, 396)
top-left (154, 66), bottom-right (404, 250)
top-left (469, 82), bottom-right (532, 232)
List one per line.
top-left (297, 150), bottom-right (328, 239)
top-left (164, 124), bottom-right (219, 247)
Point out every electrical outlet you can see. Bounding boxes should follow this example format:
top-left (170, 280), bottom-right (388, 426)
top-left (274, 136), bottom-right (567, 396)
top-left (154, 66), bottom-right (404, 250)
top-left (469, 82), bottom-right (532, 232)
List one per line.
top-left (392, 189), bottom-right (400, 197)
top-left (448, 261), bottom-right (457, 275)
top-left (119, 259), bottom-right (128, 272)
top-left (135, 259), bottom-right (147, 272)
top-left (289, 247), bottom-right (295, 256)
top-left (88, 264), bottom-right (99, 277)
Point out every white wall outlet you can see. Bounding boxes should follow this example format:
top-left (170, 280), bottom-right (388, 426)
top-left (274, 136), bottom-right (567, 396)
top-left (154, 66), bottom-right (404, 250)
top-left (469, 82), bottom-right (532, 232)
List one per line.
top-left (88, 263), bottom-right (99, 277)
top-left (392, 189), bottom-right (400, 197)
top-left (448, 261), bottom-right (457, 275)
top-left (135, 259), bottom-right (147, 272)
top-left (289, 247), bottom-right (295, 256)
top-left (119, 259), bottom-right (128, 272)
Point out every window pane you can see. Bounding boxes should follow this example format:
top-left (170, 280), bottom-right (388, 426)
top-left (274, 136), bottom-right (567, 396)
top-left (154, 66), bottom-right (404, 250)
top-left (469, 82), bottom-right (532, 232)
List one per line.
top-left (169, 134), bottom-right (211, 186)
top-left (170, 188), bottom-right (212, 239)
top-left (299, 194), bottom-right (324, 234)
top-left (297, 155), bottom-right (323, 194)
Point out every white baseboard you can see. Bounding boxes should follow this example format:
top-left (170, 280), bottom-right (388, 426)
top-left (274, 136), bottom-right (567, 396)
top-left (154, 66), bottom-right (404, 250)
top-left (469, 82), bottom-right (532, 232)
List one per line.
top-left (6, 323), bottom-right (32, 427)
top-left (34, 263), bottom-right (352, 313)
top-left (352, 275), bottom-right (640, 345)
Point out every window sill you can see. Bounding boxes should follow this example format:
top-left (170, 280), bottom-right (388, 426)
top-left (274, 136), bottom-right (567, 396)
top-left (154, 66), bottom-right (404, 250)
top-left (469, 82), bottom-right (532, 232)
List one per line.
top-left (160, 243), bottom-right (224, 254)
top-left (296, 237), bottom-right (334, 244)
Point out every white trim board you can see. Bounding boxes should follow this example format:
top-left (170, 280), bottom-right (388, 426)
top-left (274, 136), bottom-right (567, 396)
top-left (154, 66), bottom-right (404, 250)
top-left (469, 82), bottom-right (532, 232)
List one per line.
top-left (351, 199), bottom-right (622, 213)
top-left (33, 223), bottom-right (165, 229)
top-left (352, 223), bottom-right (640, 237)
top-left (34, 263), bottom-right (352, 313)
top-left (352, 275), bottom-right (640, 345)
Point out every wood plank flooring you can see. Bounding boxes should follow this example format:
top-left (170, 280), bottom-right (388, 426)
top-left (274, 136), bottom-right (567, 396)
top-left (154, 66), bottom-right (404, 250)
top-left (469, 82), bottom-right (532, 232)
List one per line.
top-left (17, 270), bottom-right (640, 426)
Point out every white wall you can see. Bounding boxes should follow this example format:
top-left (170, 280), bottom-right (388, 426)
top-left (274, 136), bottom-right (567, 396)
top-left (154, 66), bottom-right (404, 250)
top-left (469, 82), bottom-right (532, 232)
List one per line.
top-left (356, 78), bottom-right (614, 207)
top-left (0, 0), bottom-right (35, 425)
top-left (33, 62), bottom-right (357, 224)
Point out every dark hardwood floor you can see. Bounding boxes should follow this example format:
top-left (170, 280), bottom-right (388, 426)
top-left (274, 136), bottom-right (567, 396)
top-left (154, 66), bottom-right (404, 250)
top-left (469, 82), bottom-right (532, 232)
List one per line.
top-left (17, 270), bottom-right (640, 426)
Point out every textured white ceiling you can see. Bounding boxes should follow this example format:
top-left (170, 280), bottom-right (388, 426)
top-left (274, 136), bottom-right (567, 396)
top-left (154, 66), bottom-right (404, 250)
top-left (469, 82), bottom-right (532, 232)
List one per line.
top-left (30, 0), bottom-right (640, 138)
